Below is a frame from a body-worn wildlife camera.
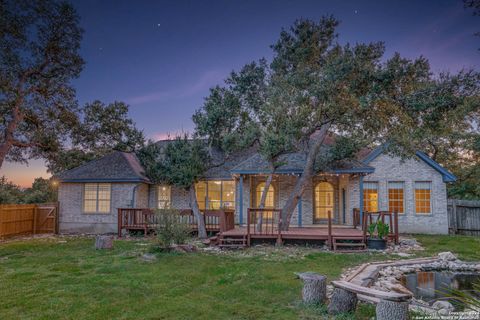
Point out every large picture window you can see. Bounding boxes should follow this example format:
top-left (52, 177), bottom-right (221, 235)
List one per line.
top-left (84, 183), bottom-right (111, 213)
top-left (388, 182), bottom-right (404, 214)
top-left (195, 180), bottom-right (235, 210)
top-left (363, 182), bottom-right (378, 212)
top-left (415, 182), bottom-right (431, 214)
top-left (157, 185), bottom-right (171, 209)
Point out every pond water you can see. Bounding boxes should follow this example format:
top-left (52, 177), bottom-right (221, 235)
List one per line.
top-left (402, 271), bottom-right (480, 309)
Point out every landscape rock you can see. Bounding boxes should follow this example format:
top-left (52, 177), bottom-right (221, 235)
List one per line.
top-left (438, 252), bottom-right (457, 261)
top-left (141, 253), bottom-right (157, 262)
top-left (432, 300), bottom-right (455, 312)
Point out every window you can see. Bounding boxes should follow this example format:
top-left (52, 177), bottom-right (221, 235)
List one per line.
top-left (314, 182), bottom-right (334, 222)
top-left (84, 183), bottom-right (111, 213)
top-left (256, 182), bottom-right (275, 208)
top-left (195, 180), bottom-right (235, 210)
top-left (415, 182), bottom-right (431, 214)
top-left (157, 185), bottom-right (171, 209)
top-left (388, 182), bottom-right (404, 214)
top-left (363, 182), bottom-right (378, 212)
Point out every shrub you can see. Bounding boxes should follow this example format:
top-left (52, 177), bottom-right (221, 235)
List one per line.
top-left (155, 209), bottom-right (191, 247)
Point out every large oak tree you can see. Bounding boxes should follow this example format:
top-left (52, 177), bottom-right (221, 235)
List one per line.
top-left (0, 0), bottom-right (84, 168)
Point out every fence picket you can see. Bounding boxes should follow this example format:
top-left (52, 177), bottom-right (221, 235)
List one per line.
top-left (448, 199), bottom-right (480, 236)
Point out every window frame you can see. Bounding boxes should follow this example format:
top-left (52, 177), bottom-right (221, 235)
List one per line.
top-left (363, 181), bottom-right (379, 213)
top-left (414, 181), bottom-right (432, 215)
top-left (388, 181), bottom-right (405, 215)
top-left (313, 181), bottom-right (335, 223)
top-left (83, 183), bottom-right (111, 214)
top-left (195, 180), bottom-right (235, 210)
top-left (255, 182), bottom-right (275, 209)
top-left (157, 185), bottom-right (171, 209)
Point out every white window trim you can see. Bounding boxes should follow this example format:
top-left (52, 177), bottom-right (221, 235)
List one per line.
top-left (387, 181), bottom-right (405, 215)
top-left (414, 181), bottom-right (433, 216)
top-left (82, 183), bottom-right (111, 214)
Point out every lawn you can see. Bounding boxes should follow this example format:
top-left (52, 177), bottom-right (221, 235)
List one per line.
top-left (0, 235), bottom-right (478, 320)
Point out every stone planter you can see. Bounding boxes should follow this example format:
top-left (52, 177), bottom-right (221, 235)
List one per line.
top-left (367, 238), bottom-right (387, 250)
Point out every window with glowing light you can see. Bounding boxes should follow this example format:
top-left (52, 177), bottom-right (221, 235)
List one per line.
top-left (83, 183), bottom-right (111, 213)
top-left (195, 180), bottom-right (235, 210)
top-left (388, 182), bottom-right (404, 214)
top-left (363, 182), bottom-right (378, 212)
top-left (415, 181), bottom-right (431, 214)
top-left (157, 185), bottom-right (171, 209)
top-left (314, 182), bottom-right (334, 222)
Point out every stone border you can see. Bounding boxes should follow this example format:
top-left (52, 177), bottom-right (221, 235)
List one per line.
top-left (337, 252), bottom-right (480, 315)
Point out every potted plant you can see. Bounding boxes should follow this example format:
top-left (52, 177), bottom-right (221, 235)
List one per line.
top-left (366, 220), bottom-right (390, 250)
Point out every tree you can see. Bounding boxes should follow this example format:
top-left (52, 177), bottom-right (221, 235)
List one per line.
top-left (137, 136), bottom-right (210, 238)
top-left (195, 17), bottom-right (480, 229)
top-left (0, 0), bottom-right (84, 169)
top-left (23, 177), bottom-right (57, 203)
top-left (0, 176), bottom-right (23, 204)
top-left (46, 101), bottom-right (145, 173)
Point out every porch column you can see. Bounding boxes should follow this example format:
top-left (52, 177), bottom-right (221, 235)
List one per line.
top-left (239, 175), bottom-right (244, 225)
top-left (359, 175), bottom-right (364, 226)
top-left (298, 196), bottom-right (302, 227)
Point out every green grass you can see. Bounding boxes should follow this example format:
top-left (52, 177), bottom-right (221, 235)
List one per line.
top-left (414, 234), bottom-right (480, 261)
top-left (0, 234), bottom-right (478, 319)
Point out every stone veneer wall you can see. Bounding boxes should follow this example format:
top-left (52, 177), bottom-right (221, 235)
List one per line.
top-left (354, 154), bottom-right (449, 234)
top-left (59, 182), bottom-right (150, 234)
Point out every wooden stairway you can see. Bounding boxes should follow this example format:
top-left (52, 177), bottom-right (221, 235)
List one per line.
top-left (218, 234), bottom-right (247, 249)
top-left (332, 236), bottom-right (366, 252)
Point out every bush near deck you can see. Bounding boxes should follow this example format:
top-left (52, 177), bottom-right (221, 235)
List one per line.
top-left (0, 235), bottom-right (478, 320)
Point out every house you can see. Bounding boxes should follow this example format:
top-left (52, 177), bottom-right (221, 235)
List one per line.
top-left (56, 141), bottom-right (456, 235)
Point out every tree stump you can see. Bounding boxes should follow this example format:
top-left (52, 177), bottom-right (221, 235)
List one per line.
top-left (376, 299), bottom-right (409, 320)
top-left (95, 235), bottom-right (113, 249)
top-left (295, 272), bottom-right (327, 304)
top-left (328, 287), bottom-right (358, 314)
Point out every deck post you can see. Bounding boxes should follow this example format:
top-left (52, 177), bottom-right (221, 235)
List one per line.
top-left (297, 196), bottom-right (302, 227)
top-left (359, 175), bottom-right (364, 228)
top-left (328, 210), bottom-right (333, 250)
top-left (239, 176), bottom-right (244, 225)
top-left (246, 208), bottom-right (251, 246)
top-left (394, 210), bottom-right (399, 244)
top-left (117, 209), bottom-right (122, 238)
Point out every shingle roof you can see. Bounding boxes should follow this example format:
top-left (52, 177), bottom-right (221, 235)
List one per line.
top-left (230, 152), bottom-right (374, 174)
top-left (56, 151), bottom-right (151, 183)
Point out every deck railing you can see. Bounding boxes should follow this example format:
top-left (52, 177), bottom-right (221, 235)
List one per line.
top-left (361, 210), bottom-right (399, 244)
top-left (117, 208), bottom-right (235, 237)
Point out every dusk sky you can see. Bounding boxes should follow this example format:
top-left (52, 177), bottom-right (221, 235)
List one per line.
top-left (1, 0), bottom-right (479, 187)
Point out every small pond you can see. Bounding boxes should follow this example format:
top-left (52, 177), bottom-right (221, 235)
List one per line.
top-left (402, 271), bottom-right (480, 309)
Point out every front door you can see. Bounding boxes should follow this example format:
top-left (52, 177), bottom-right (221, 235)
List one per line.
top-left (314, 182), bottom-right (334, 224)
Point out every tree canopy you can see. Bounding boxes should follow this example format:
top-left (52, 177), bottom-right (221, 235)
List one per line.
top-left (193, 16), bottom-right (480, 226)
top-left (0, 0), bottom-right (84, 168)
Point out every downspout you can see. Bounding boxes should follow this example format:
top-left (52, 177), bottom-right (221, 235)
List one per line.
top-left (131, 183), bottom-right (142, 208)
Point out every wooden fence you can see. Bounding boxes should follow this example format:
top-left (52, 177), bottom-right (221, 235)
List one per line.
top-left (0, 203), bottom-right (58, 239)
top-left (448, 199), bottom-right (480, 236)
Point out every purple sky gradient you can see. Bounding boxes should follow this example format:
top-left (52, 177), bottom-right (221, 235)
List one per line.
top-left (1, 0), bottom-right (478, 187)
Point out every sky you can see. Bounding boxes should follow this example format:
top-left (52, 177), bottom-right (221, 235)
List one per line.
top-left (1, 0), bottom-right (479, 188)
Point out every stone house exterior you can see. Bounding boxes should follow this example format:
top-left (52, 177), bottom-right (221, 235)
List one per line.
top-left (56, 142), bottom-right (456, 235)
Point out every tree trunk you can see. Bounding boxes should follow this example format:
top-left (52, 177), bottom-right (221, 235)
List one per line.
top-left (0, 94), bottom-right (25, 170)
top-left (256, 172), bottom-right (274, 232)
top-left (95, 235), bottom-right (113, 249)
top-left (376, 300), bottom-right (410, 320)
top-left (280, 124), bottom-right (330, 230)
top-left (0, 142), bottom-right (11, 169)
top-left (328, 287), bottom-right (358, 314)
top-left (188, 185), bottom-right (208, 239)
top-left (296, 272), bottom-right (327, 305)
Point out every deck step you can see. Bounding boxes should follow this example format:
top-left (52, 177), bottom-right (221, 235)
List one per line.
top-left (334, 243), bottom-right (366, 247)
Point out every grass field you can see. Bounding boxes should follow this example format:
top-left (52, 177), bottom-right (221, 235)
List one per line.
top-left (0, 234), bottom-right (478, 319)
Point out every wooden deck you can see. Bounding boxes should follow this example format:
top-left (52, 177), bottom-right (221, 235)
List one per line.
top-left (221, 226), bottom-right (364, 240)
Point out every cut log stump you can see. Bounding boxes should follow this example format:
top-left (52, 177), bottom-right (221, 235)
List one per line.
top-left (328, 288), bottom-right (358, 314)
top-left (376, 299), bottom-right (409, 320)
top-left (295, 272), bottom-right (327, 305)
top-left (95, 235), bottom-right (113, 249)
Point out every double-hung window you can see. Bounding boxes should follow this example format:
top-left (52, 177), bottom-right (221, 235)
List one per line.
top-left (84, 183), bottom-right (111, 213)
top-left (195, 181), bottom-right (235, 210)
top-left (415, 182), bottom-right (432, 214)
top-left (388, 182), bottom-right (405, 214)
